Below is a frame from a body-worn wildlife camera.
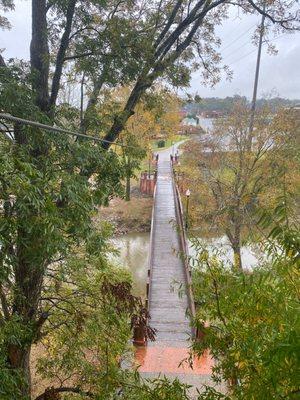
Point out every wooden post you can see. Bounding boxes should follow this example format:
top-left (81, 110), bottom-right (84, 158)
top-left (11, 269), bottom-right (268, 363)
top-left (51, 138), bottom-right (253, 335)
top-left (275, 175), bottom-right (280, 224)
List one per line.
top-left (133, 326), bottom-right (146, 346)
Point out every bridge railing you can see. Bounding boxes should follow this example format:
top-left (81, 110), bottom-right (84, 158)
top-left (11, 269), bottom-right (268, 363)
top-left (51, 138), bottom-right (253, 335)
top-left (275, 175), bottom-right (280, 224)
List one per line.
top-left (170, 156), bottom-right (197, 337)
top-left (133, 164), bottom-right (157, 346)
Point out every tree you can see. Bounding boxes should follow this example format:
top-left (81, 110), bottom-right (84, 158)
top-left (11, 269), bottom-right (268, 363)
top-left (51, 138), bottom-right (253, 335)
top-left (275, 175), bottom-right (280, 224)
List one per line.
top-left (190, 199), bottom-right (300, 399)
top-left (179, 103), bottom-right (299, 269)
top-left (0, 0), bottom-right (299, 397)
top-left (101, 0), bottom-right (299, 147)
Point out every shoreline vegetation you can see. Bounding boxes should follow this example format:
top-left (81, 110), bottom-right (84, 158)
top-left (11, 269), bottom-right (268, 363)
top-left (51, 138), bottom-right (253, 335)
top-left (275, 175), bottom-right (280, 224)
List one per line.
top-left (98, 135), bottom-right (187, 237)
top-left (98, 184), bottom-right (153, 236)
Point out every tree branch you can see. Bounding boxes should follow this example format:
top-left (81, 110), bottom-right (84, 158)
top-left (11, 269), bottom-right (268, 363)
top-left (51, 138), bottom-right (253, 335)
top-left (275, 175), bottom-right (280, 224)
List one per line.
top-left (154, 0), bottom-right (207, 60)
top-left (154, 0), bottom-right (184, 49)
top-left (63, 51), bottom-right (95, 61)
top-left (50, 0), bottom-right (77, 109)
top-left (247, 0), bottom-right (299, 31)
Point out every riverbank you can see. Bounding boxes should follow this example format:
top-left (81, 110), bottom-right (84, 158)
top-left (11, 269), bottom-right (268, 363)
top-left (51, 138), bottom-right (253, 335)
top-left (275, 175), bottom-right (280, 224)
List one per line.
top-left (97, 186), bottom-right (153, 236)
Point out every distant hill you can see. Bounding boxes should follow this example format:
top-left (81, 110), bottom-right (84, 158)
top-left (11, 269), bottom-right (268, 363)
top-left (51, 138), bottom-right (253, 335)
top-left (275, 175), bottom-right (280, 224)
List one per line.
top-left (183, 96), bottom-right (300, 115)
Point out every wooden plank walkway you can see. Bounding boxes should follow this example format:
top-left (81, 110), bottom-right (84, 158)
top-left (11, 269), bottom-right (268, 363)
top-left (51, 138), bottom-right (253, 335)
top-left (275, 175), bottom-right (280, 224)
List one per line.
top-left (134, 145), bottom-right (225, 397)
top-left (135, 145), bottom-right (217, 395)
top-left (148, 148), bottom-right (191, 344)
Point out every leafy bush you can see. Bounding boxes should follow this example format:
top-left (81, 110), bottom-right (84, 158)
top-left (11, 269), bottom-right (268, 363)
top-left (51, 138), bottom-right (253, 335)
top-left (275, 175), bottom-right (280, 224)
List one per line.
top-left (157, 140), bottom-right (165, 148)
top-left (191, 216), bottom-right (300, 400)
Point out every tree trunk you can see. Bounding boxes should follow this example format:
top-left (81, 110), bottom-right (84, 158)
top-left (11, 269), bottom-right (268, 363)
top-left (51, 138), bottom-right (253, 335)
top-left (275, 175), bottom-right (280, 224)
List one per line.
top-left (233, 216), bottom-right (243, 270)
top-left (102, 73), bottom-right (153, 149)
top-left (7, 344), bottom-right (31, 399)
top-left (50, 0), bottom-right (77, 111)
top-left (233, 244), bottom-right (242, 271)
top-left (125, 174), bottom-right (131, 201)
top-left (30, 0), bottom-right (50, 112)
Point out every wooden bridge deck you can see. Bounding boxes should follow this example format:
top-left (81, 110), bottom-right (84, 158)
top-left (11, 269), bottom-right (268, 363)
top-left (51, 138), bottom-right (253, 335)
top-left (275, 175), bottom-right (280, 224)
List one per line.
top-left (135, 145), bottom-right (217, 394)
top-left (148, 148), bottom-right (191, 344)
top-left (135, 145), bottom-right (224, 396)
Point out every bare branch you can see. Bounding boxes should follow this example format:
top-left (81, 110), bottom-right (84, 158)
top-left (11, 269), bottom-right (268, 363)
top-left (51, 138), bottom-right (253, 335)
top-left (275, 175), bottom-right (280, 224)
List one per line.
top-left (246, 0), bottom-right (299, 31)
top-left (154, 0), bottom-right (184, 48)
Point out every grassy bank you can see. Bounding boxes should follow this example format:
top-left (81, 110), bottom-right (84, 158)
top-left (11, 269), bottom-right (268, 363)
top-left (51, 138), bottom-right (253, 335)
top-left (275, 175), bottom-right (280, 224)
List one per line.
top-left (151, 134), bottom-right (186, 151)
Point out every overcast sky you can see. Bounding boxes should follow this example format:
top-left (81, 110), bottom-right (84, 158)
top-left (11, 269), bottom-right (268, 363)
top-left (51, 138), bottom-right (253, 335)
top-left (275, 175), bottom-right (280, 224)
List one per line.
top-left (1, 1), bottom-right (299, 99)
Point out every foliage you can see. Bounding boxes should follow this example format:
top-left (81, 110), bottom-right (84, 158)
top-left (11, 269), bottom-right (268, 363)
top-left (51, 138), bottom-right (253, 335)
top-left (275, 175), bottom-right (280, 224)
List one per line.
top-left (0, 84), bottom-right (125, 398)
top-left (118, 376), bottom-right (192, 400)
top-left (179, 103), bottom-right (299, 269)
top-left (35, 255), bottom-right (142, 399)
top-left (1, 0), bottom-right (299, 397)
top-left (0, 0), bottom-right (14, 30)
top-left (191, 211), bottom-right (300, 399)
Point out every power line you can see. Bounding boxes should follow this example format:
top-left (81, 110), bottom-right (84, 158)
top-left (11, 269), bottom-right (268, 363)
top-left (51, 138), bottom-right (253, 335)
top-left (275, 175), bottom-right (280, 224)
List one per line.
top-left (0, 113), bottom-right (134, 149)
top-left (227, 48), bottom-right (258, 66)
top-left (220, 24), bottom-right (257, 53)
top-left (222, 37), bottom-right (255, 61)
top-left (226, 34), bottom-right (287, 67)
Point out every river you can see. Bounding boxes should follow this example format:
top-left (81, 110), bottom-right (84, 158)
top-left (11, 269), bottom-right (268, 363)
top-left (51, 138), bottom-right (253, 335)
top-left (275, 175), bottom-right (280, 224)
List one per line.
top-left (111, 118), bottom-right (263, 295)
top-left (111, 232), bottom-right (150, 298)
top-left (197, 117), bottom-right (214, 132)
top-left (111, 232), bottom-right (263, 298)
top-left (184, 116), bottom-right (214, 132)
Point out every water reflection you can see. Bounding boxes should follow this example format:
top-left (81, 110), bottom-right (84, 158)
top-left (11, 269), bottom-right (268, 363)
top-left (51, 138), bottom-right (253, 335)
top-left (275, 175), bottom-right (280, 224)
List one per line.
top-left (111, 232), bottom-right (150, 298)
top-left (188, 236), bottom-right (265, 270)
top-left (110, 231), bottom-right (264, 301)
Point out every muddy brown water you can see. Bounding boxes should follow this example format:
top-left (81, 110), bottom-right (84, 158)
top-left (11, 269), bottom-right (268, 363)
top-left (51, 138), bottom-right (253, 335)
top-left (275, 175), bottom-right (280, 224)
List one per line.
top-left (111, 232), bottom-right (263, 298)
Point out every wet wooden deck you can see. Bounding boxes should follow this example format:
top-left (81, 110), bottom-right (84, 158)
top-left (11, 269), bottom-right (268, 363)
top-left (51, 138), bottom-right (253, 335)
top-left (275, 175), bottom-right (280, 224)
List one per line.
top-left (148, 148), bottom-right (191, 344)
top-left (135, 145), bottom-right (225, 396)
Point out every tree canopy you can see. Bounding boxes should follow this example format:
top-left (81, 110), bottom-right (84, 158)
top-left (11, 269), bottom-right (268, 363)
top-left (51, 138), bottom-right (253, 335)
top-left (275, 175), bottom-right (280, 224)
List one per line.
top-left (0, 0), bottom-right (299, 398)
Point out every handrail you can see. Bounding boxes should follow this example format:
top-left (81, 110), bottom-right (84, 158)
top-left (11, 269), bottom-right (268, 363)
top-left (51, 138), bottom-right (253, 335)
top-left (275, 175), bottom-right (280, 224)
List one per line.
top-left (146, 183), bottom-right (157, 312)
top-left (170, 158), bottom-right (196, 337)
top-left (133, 180), bottom-right (156, 346)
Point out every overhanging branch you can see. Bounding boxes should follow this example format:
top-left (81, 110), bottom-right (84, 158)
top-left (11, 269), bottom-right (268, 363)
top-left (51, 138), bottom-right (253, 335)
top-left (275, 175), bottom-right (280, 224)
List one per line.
top-left (247, 0), bottom-right (299, 31)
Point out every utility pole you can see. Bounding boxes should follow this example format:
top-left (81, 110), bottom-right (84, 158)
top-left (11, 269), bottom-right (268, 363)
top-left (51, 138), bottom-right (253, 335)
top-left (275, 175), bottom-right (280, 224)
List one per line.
top-left (249, 2), bottom-right (266, 146)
